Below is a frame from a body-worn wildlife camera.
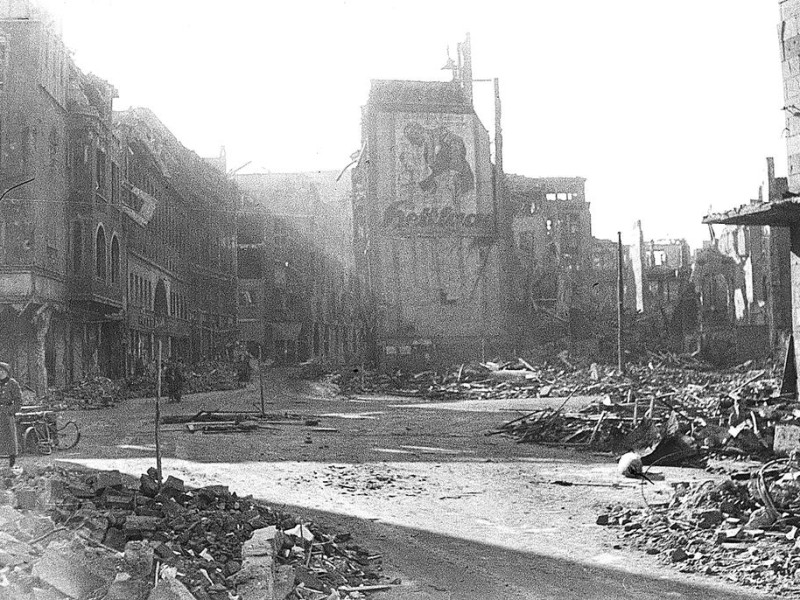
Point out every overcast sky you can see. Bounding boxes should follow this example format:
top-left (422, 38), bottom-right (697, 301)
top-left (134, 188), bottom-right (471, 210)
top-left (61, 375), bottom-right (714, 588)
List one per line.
top-left (43, 1), bottom-right (788, 248)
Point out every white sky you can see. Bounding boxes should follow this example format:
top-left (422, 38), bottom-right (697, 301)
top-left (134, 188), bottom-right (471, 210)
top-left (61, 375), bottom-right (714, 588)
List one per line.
top-left (42, 1), bottom-right (788, 248)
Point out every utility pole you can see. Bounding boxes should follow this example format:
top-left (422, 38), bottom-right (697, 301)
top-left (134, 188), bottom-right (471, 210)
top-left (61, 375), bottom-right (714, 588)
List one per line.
top-left (258, 345), bottom-right (266, 417)
top-left (617, 232), bottom-right (625, 375)
top-left (155, 338), bottom-right (163, 485)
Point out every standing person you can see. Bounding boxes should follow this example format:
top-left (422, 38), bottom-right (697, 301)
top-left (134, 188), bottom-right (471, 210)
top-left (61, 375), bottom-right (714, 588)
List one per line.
top-left (0, 362), bottom-right (22, 468)
top-left (237, 354), bottom-right (251, 388)
top-left (165, 360), bottom-right (184, 403)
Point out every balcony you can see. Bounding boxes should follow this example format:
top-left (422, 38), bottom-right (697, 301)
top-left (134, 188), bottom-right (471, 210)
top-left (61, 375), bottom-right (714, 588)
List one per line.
top-left (66, 271), bottom-right (124, 311)
top-left (128, 306), bottom-right (191, 338)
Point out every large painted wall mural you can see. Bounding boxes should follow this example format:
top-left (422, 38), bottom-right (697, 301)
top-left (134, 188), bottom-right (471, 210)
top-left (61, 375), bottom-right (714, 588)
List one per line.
top-left (384, 113), bottom-right (491, 233)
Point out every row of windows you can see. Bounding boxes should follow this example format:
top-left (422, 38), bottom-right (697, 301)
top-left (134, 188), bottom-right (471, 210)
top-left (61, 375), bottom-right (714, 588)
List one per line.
top-left (545, 192), bottom-right (580, 201)
top-left (129, 273), bottom-right (152, 309)
top-left (94, 225), bottom-right (121, 283)
top-left (71, 222), bottom-right (121, 284)
top-left (170, 291), bottom-right (189, 320)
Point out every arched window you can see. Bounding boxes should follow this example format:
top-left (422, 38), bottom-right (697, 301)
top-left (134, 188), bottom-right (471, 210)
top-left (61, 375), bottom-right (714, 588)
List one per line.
top-left (95, 225), bottom-right (107, 280)
top-left (110, 235), bottom-right (120, 284)
top-left (71, 222), bottom-right (82, 273)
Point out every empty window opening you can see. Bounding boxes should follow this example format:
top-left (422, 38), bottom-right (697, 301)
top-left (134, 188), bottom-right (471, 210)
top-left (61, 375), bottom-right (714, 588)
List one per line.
top-left (95, 225), bottom-right (107, 280)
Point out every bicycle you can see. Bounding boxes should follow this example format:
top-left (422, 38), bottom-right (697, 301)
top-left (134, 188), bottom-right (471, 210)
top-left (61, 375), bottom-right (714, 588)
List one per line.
top-left (16, 407), bottom-right (81, 455)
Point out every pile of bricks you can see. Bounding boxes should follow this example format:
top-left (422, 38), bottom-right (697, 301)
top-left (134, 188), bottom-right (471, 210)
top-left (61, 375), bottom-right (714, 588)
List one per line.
top-left (0, 466), bottom-right (388, 599)
top-left (597, 466), bottom-right (800, 597)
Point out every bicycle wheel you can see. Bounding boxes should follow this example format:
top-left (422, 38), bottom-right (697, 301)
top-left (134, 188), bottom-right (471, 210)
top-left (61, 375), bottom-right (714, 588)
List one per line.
top-left (23, 427), bottom-right (38, 455)
top-left (54, 421), bottom-right (80, 450)
top-left (24, 426), bottom-right (51, 455)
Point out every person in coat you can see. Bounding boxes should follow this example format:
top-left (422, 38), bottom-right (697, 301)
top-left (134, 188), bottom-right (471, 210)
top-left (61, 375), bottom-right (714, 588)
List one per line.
top-left (0, 362), bottom-right (22, 468)
top-left (164, 360), bottom-right (184, 403)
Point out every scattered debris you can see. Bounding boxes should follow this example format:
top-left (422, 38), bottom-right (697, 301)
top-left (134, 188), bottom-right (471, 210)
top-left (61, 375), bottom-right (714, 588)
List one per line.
top-left (480, 356), bottom-right (786, 464)
top-left (123, 360), bottom-right (241, 399)
top-left (53, 376), bottom-right (122, 409)
top-left (0, 466), bottom-right (389, 599)
top-left (598, 458), bottom-right (800, 597)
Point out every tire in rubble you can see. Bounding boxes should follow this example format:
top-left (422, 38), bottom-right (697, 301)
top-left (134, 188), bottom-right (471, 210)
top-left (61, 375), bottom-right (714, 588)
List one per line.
top-left (54, 421), bottom-right (80, 450)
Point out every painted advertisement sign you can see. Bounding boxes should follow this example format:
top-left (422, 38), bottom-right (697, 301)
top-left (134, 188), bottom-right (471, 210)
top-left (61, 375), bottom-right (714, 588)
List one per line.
top-left (384, 113), bottom-right (489, 234)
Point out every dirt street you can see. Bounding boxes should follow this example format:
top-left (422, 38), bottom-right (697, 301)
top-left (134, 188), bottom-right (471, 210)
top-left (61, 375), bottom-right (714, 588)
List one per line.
top-left (33, 370), bottom-right (768, 599)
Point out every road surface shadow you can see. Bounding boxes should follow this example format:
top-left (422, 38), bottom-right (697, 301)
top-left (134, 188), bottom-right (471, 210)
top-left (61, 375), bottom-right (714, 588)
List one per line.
top-left (257, 502), bottom-right (769, 600)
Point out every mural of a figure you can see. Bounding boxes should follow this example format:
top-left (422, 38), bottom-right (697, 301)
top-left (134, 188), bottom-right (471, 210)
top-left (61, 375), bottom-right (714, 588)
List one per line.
top-left (402, 122), bottom-right (475, 200)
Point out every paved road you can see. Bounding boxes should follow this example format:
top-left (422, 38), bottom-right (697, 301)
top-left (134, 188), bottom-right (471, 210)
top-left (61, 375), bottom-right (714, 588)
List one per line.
top-left (40, 370), bottom-right (768, 599)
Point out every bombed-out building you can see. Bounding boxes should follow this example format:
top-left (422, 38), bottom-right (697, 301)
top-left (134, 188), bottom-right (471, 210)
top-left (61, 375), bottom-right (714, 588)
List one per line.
top-left (352, 73), bottom-right (504, 368)
top-left (235, 172), bottom-right (366, 365)
top-left (699, 158), bottom-right (792, 361)
top-left (0, 4), bottom-right (85, 395)
top-left (702, 0), bottom-right (800, 386)
top-left (504, 175), bottom-right (595, 345)
top-left (115, 108), bottom-right (239, 372)
top-left (0, 1), bottom-right (238, 391)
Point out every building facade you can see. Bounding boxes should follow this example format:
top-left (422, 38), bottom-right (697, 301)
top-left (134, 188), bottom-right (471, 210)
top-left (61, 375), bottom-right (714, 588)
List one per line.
top-left (504, 175), bottom-right (594, 345)
top-left (116, 108), bottom-right (238, 373)
top-left (0, 4), bottom-right (75, 395)
top-left (0, 2), bottom-right (238, 391)
top-left (236, 172), bottom-right (365, 365)
top-left (353, 77), bottom-right (504, 368)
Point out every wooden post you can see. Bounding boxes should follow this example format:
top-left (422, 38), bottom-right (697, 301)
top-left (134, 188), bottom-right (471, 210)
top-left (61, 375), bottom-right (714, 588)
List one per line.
top-left (617, 232), bottom-right (625, 375)
top-left (258, 345), bottom-right (266, 417)
top-left (155, 338), bottom-right (163, 485)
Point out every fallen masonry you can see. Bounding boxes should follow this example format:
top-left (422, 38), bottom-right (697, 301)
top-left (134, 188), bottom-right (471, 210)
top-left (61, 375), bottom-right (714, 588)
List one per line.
top-left (332, 354), bottom-right (789, 464)
top-left (597, 458), bottom-right (800, 597)
top-left (0, 465), bottom-right (391, 600)
top-left (481, 357), bottom-right (785, 463)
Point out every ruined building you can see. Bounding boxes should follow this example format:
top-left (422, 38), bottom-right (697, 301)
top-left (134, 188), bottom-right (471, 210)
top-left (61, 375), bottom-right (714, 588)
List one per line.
top-left (352, 73), bottom-right (504, 368)
top-left (0, 2), bottom-right (238, 390)
top-left (698, 158), bottom-right (791, 360)
top-left (115, 108), bottom-right (238, 372)
top-left (0, 5), bottom-right (75, 395)
top-left (702, 0), bottom-right (800, 385)
top-left (235, 172), bottom-right (366, 365)
top-left (504, 175), bottom-right (595, 346)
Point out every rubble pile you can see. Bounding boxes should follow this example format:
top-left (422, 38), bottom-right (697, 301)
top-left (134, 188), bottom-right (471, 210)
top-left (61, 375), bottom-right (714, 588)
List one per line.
top-left (485, 358), bottom-right (788, 461)
top-left (598, 459), bottom-right (800, 597)
top-left (331, 355), bottom-right (791, 462)
top-left (54, 376), bottom-right (122, 409)
top-left (124, 360), bottom-right (240, 399)
top-left (0, 466), bottom-right (387, 600)
top-left (331, 367), bottom-right (467, 399)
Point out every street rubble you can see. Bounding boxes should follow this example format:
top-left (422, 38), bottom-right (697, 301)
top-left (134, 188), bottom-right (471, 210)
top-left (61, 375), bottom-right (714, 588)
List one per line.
top-left (597, 457), bottom-right (800, 597)
top-left (326, 352), bottom-right (800, 595)
top-left (47, 361), bottom-right (245, 410)
top-left (53, 376), bottom-right (123, 410)
top-left (0, 465), bottom-right (393, 600)
top-left (334, 354), bottom-right (790, 465)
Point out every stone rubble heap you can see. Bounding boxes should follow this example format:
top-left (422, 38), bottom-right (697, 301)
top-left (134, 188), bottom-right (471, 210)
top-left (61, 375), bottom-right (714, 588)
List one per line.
top-left (0, 466), bottom-right (388, 600)
top-left (597, 459), bottom-right (800, 597)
